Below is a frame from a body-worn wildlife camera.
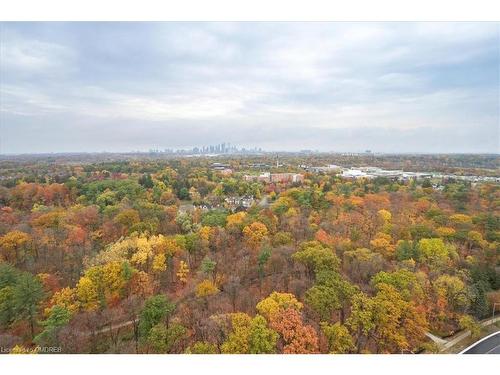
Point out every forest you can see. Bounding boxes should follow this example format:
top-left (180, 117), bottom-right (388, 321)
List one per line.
top-left (0, 154), bottom-right (498, 354)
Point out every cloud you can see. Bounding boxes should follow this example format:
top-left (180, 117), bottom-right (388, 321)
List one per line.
top-left (0, 29), bottom-right (77, 79)
top-left (0, 22), bottom-right (498, 154)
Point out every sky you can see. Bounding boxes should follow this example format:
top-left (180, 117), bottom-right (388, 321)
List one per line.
top-left (0, 22), bottom-right (499, 154)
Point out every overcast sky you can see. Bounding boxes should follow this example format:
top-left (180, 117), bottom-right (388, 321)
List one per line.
top-left (0, 22), bottom-right (499, 154)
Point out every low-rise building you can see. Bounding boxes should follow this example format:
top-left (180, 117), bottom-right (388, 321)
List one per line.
top-left (211, 162), bottom-right (230, 170)
top-left (218, 168), bottom-right (233, 176)
top-left (341, 169), bottom-right (368, 179)
top-left (304, 164), bottom-right (343, 173)
top-left (243, 172), bottom-right (304, 184)
top-left (225, 195), bottom-right (255, 210)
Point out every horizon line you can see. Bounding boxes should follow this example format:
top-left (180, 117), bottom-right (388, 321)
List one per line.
top-left (1, 150), bottom-right (499, 157)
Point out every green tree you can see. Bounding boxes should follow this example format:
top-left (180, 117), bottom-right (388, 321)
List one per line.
top-left (201, 210), bottom-right (228, 227)
top-left (416, 238), bottom-right (456, 267)
top-left (292, 241), bottom-right (340, 278)
top-left (201, 257), bottom-right (217, 279)
top-left (186, 341), bottom-right (218, 354)
top-left (178, 187), bottom-right (190, 200)
top-left (138, 294), bottom-right (176, 340)
top-left (13, 272), bottom-right (45, 339)
top-left (257, 247), bottom-right (271, 279)
top-left (34, 305), bottom-right (71, 347)
top-left (0, 263), bottom-right (20, 327)
top-left (371, 269), bottom-right (424, 302)
top-left (395, 240), bottom-right (416, 261)
top-left (248, 315), bottom-right (278, 354)
top-left (138, 174), bottom-right (154, 189)
top-left (147, 322), bottom-right (187, 353)
top-left (305, 270), bottom-right (357, 322)
top-left (321, 322), bottom-right (355, 353)
top-left (0, 286), bottom-right (15, 328)
top-left (459, 315), bottom-right (481, 340)
top-left (221, 313), bottom-right (277, 354)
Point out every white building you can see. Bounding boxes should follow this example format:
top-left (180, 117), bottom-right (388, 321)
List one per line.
top-left (341, 169), bottom-right (368, 178)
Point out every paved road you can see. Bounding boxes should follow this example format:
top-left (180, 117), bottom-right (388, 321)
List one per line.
top-left (423, 316), bottom-right (500, 352)
top-left (461, 331), bottom-right (500, 354)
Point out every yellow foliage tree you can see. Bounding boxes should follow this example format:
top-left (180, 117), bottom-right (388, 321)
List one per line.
top-left (226, 212), bottom-right (247, 228)
top-left (195, 279), bottom-right (219, 298)
top-left (256, 292), bottom-right (303, 320)
top-left (449, 214), bottom-right (472, 225)
top-left (152, 253), bottom-right (167, 273)
top-left (176, 261), bottom-right (190, 283)
top-left (46, 286), bottom-right (80, 316)
top-left (158, 237), bottom-right (183, 258)
top-left (370, 232), bottom-right (395, 258)
top-left (436, 227), bottom-right (456, 238)
top-left (0, 230), bottom-right (32, 264)
top-left (242, 222), bottom-right (268, 251)
top-left (76, 276), bottom-right (99, 311)
top-left (220, 313), bottom-right (252, 354)
top-left (199, 226), bottom-right (213, 242)
top-left (378, 209), bottom-right (392, 223)
top-left (131, 236), bottom-right (154, 268)
top-left (102, 261), bottom-right (130, 296)
top-left (378, 209), bottom-right (392, 233)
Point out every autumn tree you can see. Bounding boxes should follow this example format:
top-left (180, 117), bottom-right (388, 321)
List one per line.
top-left (416, 238), bottom-right (457, 267)
top-left (114, 209), bottom-right (140, 235)
top-left (343, 248), bottom-right (385, 284)
top-left (458, 315), bottom-right (481, 340)
top-left (147, 322), bottom-right (187, 353)
top-left (269, 308), bottom-right (319, 354)
top-left (0, 230), bottom-right (32, 264)
top-left (226, 212), bottom-right (247, 231)
top-left (255, 292), bottom-right (317, 354)
top-left (242, 222), bottom-right (269, 252)
top-left (195, 279), bottom-right (220, 299)
top-left (433, 274), bottom-right (470, 313)
top-left (321, 322), bottom-right (355, 353)
top-left (371, 269), bottom-right (424, 302)
top-left (186, 341), bottom-right (218, 354)
top-left (370, 232), bottom-right (395, 258)
top-left (176, 261), bottom-right (190, 284)
top-left (221, 313), bottom-right (278, 354)
top-left (347, 284), bottom-right (427, 353)
top-left (76, 261), bottom-right (134, 310)
top-left (256, 292), bottom-right (303, 320)
top-left (305, 269), bottom-right (357, 322)
top-left (292, 241), bottom-right (340, 279)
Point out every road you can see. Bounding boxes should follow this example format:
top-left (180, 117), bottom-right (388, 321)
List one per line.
top-left (423, 316), bottom-right (500, 352)
top-left (461, 331), bottom-right (500, 354)
top-left (94, 319), bottom-right (138, 335)
top-left (258, 196), bottom-right (269, 208)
